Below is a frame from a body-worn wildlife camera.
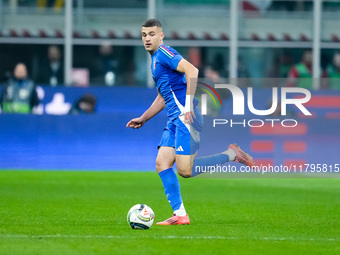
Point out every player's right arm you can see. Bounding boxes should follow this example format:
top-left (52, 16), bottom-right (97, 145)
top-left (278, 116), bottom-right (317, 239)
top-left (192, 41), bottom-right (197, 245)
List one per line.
top-left (126, 93), bottom-right (165, 129)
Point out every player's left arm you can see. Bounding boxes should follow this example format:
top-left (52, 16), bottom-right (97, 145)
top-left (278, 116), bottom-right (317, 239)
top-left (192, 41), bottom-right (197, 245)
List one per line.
top-left (176, 59), bottom-right (199, 124)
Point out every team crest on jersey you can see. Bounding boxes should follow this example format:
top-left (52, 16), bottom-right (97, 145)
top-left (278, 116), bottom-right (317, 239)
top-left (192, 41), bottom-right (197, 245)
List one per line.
top-left (153, 60), bottom-right (156, 70)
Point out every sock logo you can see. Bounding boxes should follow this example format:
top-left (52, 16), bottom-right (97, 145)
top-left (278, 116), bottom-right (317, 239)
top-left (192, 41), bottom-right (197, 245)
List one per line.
top-left (176, 146), bottom-right (184, 152)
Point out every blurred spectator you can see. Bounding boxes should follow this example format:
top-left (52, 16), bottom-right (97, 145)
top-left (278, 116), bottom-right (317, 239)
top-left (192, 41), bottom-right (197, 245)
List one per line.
top-left (37, 45), bottom-right (64, 86)
top-left (0, 63), bottom-right (39, 114)
top-left (203, 65), bottom-right (221, 84)
top-left (188, 47), bottom-right (202, 74)
top-left (91, 41), bottom-right (118, 86)
top-left (268, 0), bottom-right (295, 11)
top-left (237, 57), bottom-right (250, 79)
top-left (268, 53), bottom-right (294, 78)
top-left (69, 94), bottom-right (97, 114)
top-left (242, 0), bottom-right (272, 12)
top-left (295, 0), bottom-right (313, 11)
top-left (268, 0), bottom-right (313, 11)
top-left (201, 65), bottom-right (232, 116)
top-left (45, 93), bottom-right (71, 115)
top-left (37, 0), bottom-right (64, 11)
top-left (323, 52), bottom-right (340, 90)
top-left (324, 1), bottom-right (340, 11)
top-left (287, 50), bottom-right (313, 89)
top-left (212, 53), bottom-right (228, 78)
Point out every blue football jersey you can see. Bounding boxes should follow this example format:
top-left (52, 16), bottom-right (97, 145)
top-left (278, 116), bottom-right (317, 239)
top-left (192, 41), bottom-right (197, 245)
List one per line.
top-left (151, 44), bottom-right (187, 120)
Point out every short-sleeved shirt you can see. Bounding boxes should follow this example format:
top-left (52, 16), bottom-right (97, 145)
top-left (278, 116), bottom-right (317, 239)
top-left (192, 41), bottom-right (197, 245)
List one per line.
top-left (151, 44), bottom-right (187, 120)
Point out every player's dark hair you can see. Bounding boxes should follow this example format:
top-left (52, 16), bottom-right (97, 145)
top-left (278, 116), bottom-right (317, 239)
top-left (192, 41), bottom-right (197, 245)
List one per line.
top-left (142, 19), bottom-right (162, 28)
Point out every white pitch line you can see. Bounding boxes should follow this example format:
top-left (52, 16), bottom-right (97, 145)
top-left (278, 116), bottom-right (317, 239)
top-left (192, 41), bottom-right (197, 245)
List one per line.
top-left (0, 234), bottom-right (337, 242)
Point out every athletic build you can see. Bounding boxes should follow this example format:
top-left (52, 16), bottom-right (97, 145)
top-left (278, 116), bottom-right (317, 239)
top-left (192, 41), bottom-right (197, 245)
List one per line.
top-left (127, 19), bottom-right (255, 225)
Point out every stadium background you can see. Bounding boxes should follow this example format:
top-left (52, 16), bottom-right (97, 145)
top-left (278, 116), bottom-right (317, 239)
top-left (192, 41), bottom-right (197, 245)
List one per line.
top-left (0, 0), bottom-right (340, 171)
top-left (0, 2), bottom-right (339, 255)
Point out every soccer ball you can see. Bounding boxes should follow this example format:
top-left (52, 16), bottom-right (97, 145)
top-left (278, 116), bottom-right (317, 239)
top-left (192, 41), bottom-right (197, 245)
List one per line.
top-left (127, 204), bottom-right (155, 229)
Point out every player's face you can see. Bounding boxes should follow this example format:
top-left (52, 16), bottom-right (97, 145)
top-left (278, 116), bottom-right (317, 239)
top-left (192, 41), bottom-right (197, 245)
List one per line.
top-left (141, 26), bottom-right (164, 54)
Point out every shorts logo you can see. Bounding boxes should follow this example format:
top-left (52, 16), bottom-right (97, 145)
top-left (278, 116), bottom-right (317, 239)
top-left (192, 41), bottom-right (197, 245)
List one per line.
top-left (176, 146), bottom-right (184, 152)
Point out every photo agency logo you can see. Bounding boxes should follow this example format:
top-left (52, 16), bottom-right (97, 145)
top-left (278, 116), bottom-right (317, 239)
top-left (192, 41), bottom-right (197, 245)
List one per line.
top-left (197, 82), bottom-right (312, 128)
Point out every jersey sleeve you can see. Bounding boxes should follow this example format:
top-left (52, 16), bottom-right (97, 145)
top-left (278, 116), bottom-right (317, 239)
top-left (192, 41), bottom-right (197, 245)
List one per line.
top-left (158, 45), bottom-right (183, 71)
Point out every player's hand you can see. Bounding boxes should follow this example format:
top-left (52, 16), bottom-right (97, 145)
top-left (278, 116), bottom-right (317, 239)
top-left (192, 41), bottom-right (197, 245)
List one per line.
top-left (184, 111), bottom-right (196, 125)
top-left (183, 95), bottom-right (196, 124)
top-left (126, 117), bottom-right (146, 129)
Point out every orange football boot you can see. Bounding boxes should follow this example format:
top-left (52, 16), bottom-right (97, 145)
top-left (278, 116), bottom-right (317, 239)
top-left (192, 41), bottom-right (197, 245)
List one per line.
top-left (156, 214), bottom-right (190, 225)
top-left (228, 143), bottom-right (255, 167)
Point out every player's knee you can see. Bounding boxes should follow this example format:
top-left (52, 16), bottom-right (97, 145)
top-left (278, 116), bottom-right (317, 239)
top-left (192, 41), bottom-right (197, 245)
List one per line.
top-left (176, 159), bottom-right (192, 178)
top-left (177, 170), bottom-right (191, 178)
top-left (177, 167), bottom-right (191, 178)
top-left (155, 158), bottom-right (163, 172)
top-left (156, 156), bottom-right (172, 172)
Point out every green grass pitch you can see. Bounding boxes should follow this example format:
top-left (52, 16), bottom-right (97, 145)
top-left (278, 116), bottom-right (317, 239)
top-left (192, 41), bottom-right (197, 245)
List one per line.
top-left (0, 171), bottom-right (339, 255)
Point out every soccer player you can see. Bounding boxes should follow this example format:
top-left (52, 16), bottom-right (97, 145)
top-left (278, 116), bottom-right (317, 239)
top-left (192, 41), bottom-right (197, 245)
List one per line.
top-left (126, 19), bottom-right (255, 225)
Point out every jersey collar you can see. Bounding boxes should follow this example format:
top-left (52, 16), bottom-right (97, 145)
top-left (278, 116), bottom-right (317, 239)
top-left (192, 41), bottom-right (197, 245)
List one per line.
top-left (152, 44), bottom-right (164, 56)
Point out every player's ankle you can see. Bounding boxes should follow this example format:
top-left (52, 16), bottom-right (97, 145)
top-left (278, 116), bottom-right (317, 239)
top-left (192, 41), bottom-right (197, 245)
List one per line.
top-left (174, 211), bottom-right (187, 216)
top-left (174, 203), bottom-right (187, 216)
top-left (224, 149), bottom-right (236, 161)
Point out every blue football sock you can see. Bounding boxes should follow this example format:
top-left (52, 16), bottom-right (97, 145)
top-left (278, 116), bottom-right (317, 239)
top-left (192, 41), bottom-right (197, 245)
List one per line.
top-left (158, 168), bottom-right (183, 211)
top-left (192, 153), bottom-right (229, 177)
